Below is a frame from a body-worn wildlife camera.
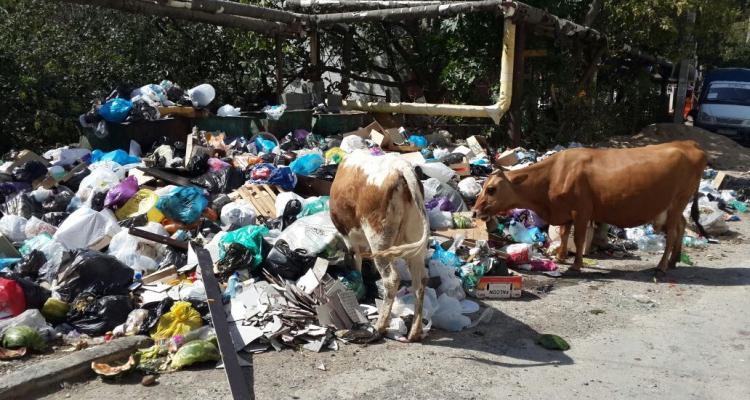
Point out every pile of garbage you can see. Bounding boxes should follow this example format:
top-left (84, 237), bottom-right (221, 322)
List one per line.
top-left (1, 100), bottom-right (746, 376)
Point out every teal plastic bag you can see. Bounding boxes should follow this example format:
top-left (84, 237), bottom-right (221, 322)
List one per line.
top-left (156, 187), bottom-right (208, 224)
top-left (299, 196), bottom-right (329, 217)
top-left (99, 98), bottom-right (132, 122)
top-left (408, 135), bottom-right (428, 149)
top-left (90, 149), bottom-right (140, 165)
top-left (289, 153), bottom-right (323, 176)
top-left (218, 225), bottom-right (269, 269)
top-left (431, 241), bottom-right (462, 269)
top-left (336, 270), bottom-right (366, 300)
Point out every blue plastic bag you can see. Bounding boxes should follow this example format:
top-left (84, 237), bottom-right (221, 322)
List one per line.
top-left (255, 136), bottom-right (277, 153)
top-left (156, 186), bottom-right (208, 224)
top-left (431, 241), bottom-right (463, 269)
top-left (289, 153), bottom-right (323, 176)
top-left (99, 98), bottom-right (133, 123)
top-left (90, 149), bottom-right (140, 165)
top-left (408, 135), bottom-right (428, 149)
top-left (249, 164), bottom-right (297, 191)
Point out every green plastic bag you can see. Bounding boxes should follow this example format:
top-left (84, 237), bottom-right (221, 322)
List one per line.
top-left (218, 225), bottom-right (269, 270)
top-left (537, 334), bottom-right (570, 351)
top-left (336, 270), bottom-right (366, 300)
top-left (299, 196), bottom-right (329, 217)
top-left (170, 339), bottom-right (221, 370)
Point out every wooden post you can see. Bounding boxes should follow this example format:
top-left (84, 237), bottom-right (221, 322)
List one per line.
top-left (275, 35), bottom-right (284, 101)
top-left (507, 23), bottom-right (526, 147)
top-left (308, 29), bottom-right (324, 104)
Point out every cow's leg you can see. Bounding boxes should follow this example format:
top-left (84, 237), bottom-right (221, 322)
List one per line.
top-left (568, 217), bottom-right (589, 273)
top-left (372, 256), bottom-right (399, 334)
top-left (556, 223), bottom-right (572, 262)
top-left (656, 209), bottom-right (682, 275)
top-left (667, 215), bottom-right (687, 269)
top-left (406, 251), bottom-right (427, 342)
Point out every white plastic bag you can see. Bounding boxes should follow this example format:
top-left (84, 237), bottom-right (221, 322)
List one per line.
top-left (220, 200), bottom-right (257, 227)
top-left (0, 309), bottom-right (55, 341)
top-left (274, 212), bottom-right (345, 257)
top-left (423, 178), bottom-right (442, 201)
top-left (431, 293), bottom-right (471, 332)
top-left (76, 166), bottom-right (122, 200)
top-left (24, 217), bottom-right (57, 237)
top-left (428, 259), bottom-right (465, 300)
top-left (54, 207), bottom-right (121, 250)
top-left (391, 287), bottom-right (438, 320)
top-left (275, 191), bottom-right (304, 217)
top-left (340, 135), bottom-right (366, 153)
top-left (419, 162), bottom-right (457, 184)
top-left (217, 104), bottom-right (241, 117)
top-left (108, 222), bottom-right (166, 274)
top-left (0, 215), bottom-right (28, 242)
top-left (428, 209), bottom-right (453, 230)
top-left (432, 147), bottom-right (450, 160)
top-left (458, 177), bottom-right (482, 199)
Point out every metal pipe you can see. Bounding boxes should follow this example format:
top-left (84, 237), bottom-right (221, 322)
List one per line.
top-left (342, 20), bottom-right (516, 124)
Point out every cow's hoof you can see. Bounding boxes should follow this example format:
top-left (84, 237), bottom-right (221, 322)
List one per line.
top-left (406, 331), bottom-right (424, 343)
top-left (653, 269), bottom-right (667, 280)
top-left (563, 268), bottom-right (581, 276)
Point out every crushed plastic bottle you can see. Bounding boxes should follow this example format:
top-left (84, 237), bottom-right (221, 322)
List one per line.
top-left (222, 272), bottom-right (241, 302)
top-left (682, 235), bottom-right (708, 249)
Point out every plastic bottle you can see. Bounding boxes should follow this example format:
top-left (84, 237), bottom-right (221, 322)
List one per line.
top-left (223, 272), bottom-right (241, 301)
top-left (683, 235), bottom-right (708, 249)
top-left (636, 235), bottom-right (665, 252)
top-left (729, 200), bottom-right (748, 213)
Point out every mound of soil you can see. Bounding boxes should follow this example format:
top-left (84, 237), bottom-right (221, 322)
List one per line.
top-left (598, 123), bottom-right (750, 171)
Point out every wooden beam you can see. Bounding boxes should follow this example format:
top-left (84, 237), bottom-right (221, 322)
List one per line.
top-left (507, 22), bottom-right (526, 147)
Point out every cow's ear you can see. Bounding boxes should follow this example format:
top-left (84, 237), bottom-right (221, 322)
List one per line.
top-left (510, 174), bottom-right (528, 185)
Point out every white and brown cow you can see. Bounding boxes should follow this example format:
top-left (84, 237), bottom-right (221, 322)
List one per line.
top-left (330, 149), bottom-right (430, 341)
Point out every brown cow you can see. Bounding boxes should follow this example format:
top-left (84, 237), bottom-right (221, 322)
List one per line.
top-left (473, 141), bottom-right (708, 276)
top-left (329, 150), bottom-right (430, 341)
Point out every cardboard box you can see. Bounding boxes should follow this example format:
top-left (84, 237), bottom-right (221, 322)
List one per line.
top-left (548, 224), bottom-right (594, 256)
top-left (466, 136), bottom-right (487, 158)
top-left (473, 275), bottom-right (523, 299)
top-left (495, 148), bottom-right (520, 167)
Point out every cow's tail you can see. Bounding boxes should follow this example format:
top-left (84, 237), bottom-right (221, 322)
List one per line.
top-left (690, 191), bottom-right (709, 238)
top-left (370, 163), bottom-right (431, 260)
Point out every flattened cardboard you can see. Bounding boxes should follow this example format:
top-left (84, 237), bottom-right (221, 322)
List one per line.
top-left (473, 275), bottom-right (523, 299)
top-left (496, 148), bottom-right (520, 167)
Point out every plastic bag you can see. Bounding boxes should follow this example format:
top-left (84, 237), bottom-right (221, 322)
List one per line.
top-left (108, 229), bottom-right (160, 275)
top-left (264, 239), bottom-right (315, 280)
top-left (431, 241), bottom-right (463, 269)
top-left (432, 293), bottom-right (471, 332)
top-left (156, 186), bottom-right (208, 224)
top-left (408, 135), bottom-right (428, 149)
top-left (217, 104), bottom-right (241, 117)
top-left (274, 212), bottom-right (346, 260)
top-left (67, 294), bottom-right (133, 336)
top-left (425, 196), bottom-right (455, 212)
top-left (290, 153), bottom-right (324, 176)
top-left (262, 104), bottom-right (286, 121)
top-left (274, 192), bottom-right (304, 218)
top-left (53, 250), bottom-right (134, 303)
top-left (115, 189), bottom-right (165, 222)
top-left (336, 270), bottom-right (366, 300)
top-left (90, 149), bottom-right (140, 166)
top-left (188, 83), bottom-right (215, 108)
top-left (429, 259), bottom-right (465, 300)
top-left (24, 216), bottom-right (57, 237)
top-left (15, 250), bottom-right (46, 280)
top-left (1, 273), bottom-right (50, 311)
top-left (299, 196), bottom-right (329, 217)
top-left (98, 98), bottom-right (133, 123)
top-left (170, 339), bottom-right (220, 370)
top-left (76, 167), bottom-right (121, 201)
top-left (255, 136), bottom-right (278, 153)
top-left (340, 135), bottom-right (366, 153)
top-left (191, 167), bottom-right (245, 194)
top-left (53, 207), bottom-right (120, 250)
top-left (0, 278), bottom-right (26, 319)
top-left (249, 164), bottom-right (297, 191)
top-left (104, 176), bottom-right (138, 209)
top-left (0, 193), bottom-right (37, 219)
top-left (150, 301), bottom-right (202, 340)
top-left (207, 157), bottom-right (230, 172)
top-left (0, 309), bottom-right (54, 340)
top-left (42, 187), bottom-right (74, 213)
top-left (218, 225), bottom-right (269, 271)
top-left (324, 147), bottom-right (346, 164)
top-left (42, 212), bottom-right (69, 226)
top-left (0, 215), bottom-right (28, 242)
top-left (457, 177), bottom-right (482, 199)
top-left (12, 161), bottom-right (48, 183)
top-left (422, 178), bottom-right (468, 211)
top-left (428, 209), bottom-right (453, 230)
top-left (20, 234), bottom-right (66, 284)
top-left (220, 200), bottom-right (256, 228)
top-left (419, 162), bottom-right (457, 184)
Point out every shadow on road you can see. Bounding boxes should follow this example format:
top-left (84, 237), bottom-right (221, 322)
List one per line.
top-left (556, 264), bottom-right (750, 287)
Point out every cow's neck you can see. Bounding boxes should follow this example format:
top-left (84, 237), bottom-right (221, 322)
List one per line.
top-left (507, 166), bottom-right (552, 221)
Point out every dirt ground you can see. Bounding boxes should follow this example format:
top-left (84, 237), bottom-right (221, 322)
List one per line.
top-left (17, 125), bottom-right (750, 399)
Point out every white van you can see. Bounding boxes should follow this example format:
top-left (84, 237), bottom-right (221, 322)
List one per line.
top-left (694, 68), bottom-right (750, 140)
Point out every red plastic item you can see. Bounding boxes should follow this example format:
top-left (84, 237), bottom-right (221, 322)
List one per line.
top-left (0, 278), bottom-right (26, 318)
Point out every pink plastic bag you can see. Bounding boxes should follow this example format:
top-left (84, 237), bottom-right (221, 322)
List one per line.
top-left (207, 158), bottom-right (230, 172)
top-left (0, 278), bottom-right (26, 319)
top-left (104, 176), bottom-right (139, 209)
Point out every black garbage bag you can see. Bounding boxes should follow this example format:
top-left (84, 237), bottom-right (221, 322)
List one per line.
top-left (215, 243), bottom-right (254, 277)
top-left (470, 164), bottom-right (493, 177)
top-left (42, 211), bottom-right (70, 226)
top-left (186, 153), bottom-right (209, 175)
top-left (67, 294), bottom-right (133, 336)
top-left (209, 194), bottom-right (233, 217)
top-left (0, 192), bottom-right (39, 219)
top-left (263, 239), bottom-right (315, 280)
top-left (90, 190), bottom-right (107, 212)
top-left (41, 187), bottom-right (74, 213)
top-left (118, 213), bottom-right (149, 229)
top-left (0, 271), bottom-right (51, 310)
top-left (55, 250), bottom-right (134, 303)
top-left (138, 297), bottom-right (174, 335)
top-left (159, 246), bottom-right (187, 270)
top-left (439, 153), bottom-right (465, 165)
top-left (15, 250), bottom-right (47, 280)
top-left (126, 99), bottom-right (160, 122)
top-left (263, 198), bottom-right (302, 231)
top-left (191, 167), bottom-right (245, 194)
top-left (64, 166), bottom-right (91, 193)
top-left (12, 161), bottom-right (48, 183)
top-left (311, 164), bottom-right (338, 181)
top-left (165, 85), bottom-right (186, 103)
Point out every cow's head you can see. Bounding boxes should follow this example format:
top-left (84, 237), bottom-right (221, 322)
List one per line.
top-left (472, 168), bottom-right (528, 220)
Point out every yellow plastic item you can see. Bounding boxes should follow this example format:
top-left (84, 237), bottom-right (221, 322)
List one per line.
top-left (115, 189), bottom-right (165, 223)
top-left (150, 301), bottom-right (202, 340)
top-left (324, 147), bottom-right (346, 164)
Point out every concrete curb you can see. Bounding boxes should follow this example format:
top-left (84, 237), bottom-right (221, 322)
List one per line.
top-left (0, 335), bottom-right (152, 399)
